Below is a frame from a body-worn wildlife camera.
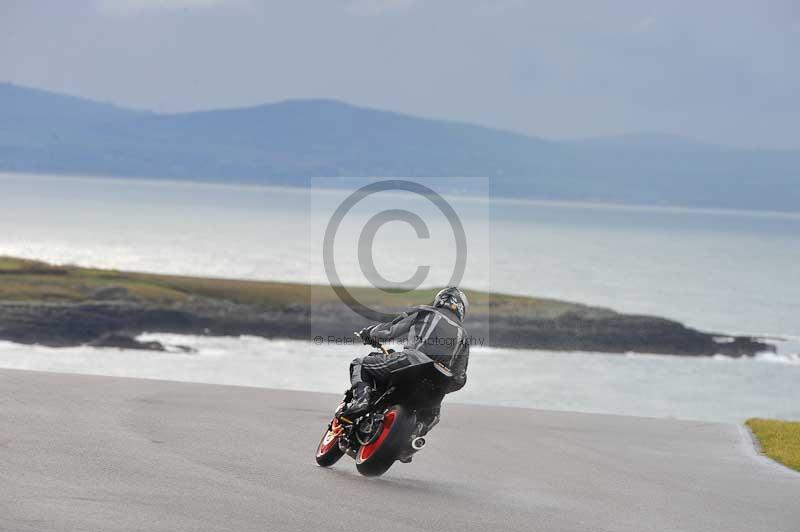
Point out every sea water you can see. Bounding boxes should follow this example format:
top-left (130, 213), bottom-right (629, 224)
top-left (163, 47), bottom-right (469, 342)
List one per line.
top-left (1, 173), bottom-right (798, 422)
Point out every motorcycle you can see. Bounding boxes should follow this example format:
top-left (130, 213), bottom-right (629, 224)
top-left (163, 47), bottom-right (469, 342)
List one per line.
top-left (315, 332), bottom-right (453, 477)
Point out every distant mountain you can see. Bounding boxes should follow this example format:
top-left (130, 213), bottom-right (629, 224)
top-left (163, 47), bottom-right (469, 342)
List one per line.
top-left (0, 83), bottom-right (145, 142)
top-left (0, 83), bottom-right (798, 211)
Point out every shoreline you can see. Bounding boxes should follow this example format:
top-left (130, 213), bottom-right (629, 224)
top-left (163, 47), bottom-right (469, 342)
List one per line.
top-left (2, 334), bottom-right (797, 424)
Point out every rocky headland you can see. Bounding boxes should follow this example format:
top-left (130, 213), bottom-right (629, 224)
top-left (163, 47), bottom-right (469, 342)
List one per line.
top-left (0, 257), bottom-right (774, 357)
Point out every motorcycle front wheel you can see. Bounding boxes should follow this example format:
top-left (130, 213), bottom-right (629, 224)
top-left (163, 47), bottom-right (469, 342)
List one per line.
top-left (355, 405), bottom-right (416, 477)
top-left (315, 417), bottom-right (345, 467)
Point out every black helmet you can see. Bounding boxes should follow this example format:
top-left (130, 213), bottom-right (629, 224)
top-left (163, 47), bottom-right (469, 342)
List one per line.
top-left (433, 287), bottom-right (468, 321)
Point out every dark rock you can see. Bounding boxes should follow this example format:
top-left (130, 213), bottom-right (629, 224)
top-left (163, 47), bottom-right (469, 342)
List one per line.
top-left (87, 332), bottom-right (166, 351)
top-left (0, 297), bottom-right (775, 357)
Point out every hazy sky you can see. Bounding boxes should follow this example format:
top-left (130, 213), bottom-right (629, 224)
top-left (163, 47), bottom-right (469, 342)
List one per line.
top-left (1, 0), bottom-right (798, 149)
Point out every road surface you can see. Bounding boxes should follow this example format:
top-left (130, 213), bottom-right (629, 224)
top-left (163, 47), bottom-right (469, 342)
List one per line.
top-left (1, 369), bottom-right (797, 532)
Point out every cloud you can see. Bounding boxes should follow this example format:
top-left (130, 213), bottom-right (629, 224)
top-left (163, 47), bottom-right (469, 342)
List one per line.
top-left (633, 16), bottom-right (656, 33)
top-left (346, 0), bottom-right (416, 16)
top-left (94, 0), bottom-right (238, 16)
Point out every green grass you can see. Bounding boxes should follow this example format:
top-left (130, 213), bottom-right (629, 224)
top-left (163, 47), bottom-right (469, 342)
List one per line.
top-left (746, 418), bottom-right (800, 472)
top-left (0, 255), bottom-right (602, 318)
top-left (0, 257), bottom-right (66, 274)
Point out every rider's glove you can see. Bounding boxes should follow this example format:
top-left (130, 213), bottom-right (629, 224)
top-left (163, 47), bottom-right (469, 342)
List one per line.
top-left (358, 325), bottom-right (376, 345)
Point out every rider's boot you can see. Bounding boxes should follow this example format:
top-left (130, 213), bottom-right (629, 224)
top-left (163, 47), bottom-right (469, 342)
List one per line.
top-left (342, 383), bottom-right (372, 418)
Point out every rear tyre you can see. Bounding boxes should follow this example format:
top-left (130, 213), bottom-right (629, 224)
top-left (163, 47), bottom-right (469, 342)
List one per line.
top-left (355, 405), bottom-right (416, 477)
top-left (315, 418), bottom-right (345, 467)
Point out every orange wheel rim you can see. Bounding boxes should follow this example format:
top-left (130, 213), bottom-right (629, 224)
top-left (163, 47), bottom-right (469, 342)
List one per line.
top-left (356, 410), bottom-right (396, 463)
top-left (317, 418), bottom-right (342, 456)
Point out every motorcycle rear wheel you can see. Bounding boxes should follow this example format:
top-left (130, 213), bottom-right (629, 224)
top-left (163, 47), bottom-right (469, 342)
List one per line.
top-left (355, 405), bottom-right (416, 477)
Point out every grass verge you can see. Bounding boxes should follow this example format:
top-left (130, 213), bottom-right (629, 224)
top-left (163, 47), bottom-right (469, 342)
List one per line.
top-left (0, 256), bottom-right (603, 318)
top-left (746, 418), bottom-right (800, 472)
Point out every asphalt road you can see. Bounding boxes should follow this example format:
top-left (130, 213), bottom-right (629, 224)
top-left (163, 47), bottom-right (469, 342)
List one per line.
top-left (1, 369), bottom-right (797, 532)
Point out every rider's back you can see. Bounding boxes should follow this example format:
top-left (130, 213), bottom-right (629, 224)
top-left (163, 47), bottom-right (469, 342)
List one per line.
top-left (404, 305), bottom-right (470, 393)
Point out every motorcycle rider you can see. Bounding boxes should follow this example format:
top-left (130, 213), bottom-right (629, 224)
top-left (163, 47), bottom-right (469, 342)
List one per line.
top-left (343, 287), bottom-right (470, 429)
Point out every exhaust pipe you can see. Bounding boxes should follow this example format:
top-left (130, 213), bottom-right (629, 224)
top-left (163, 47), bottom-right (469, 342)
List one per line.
top-left (411, 436), bottom-right (426, 451)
